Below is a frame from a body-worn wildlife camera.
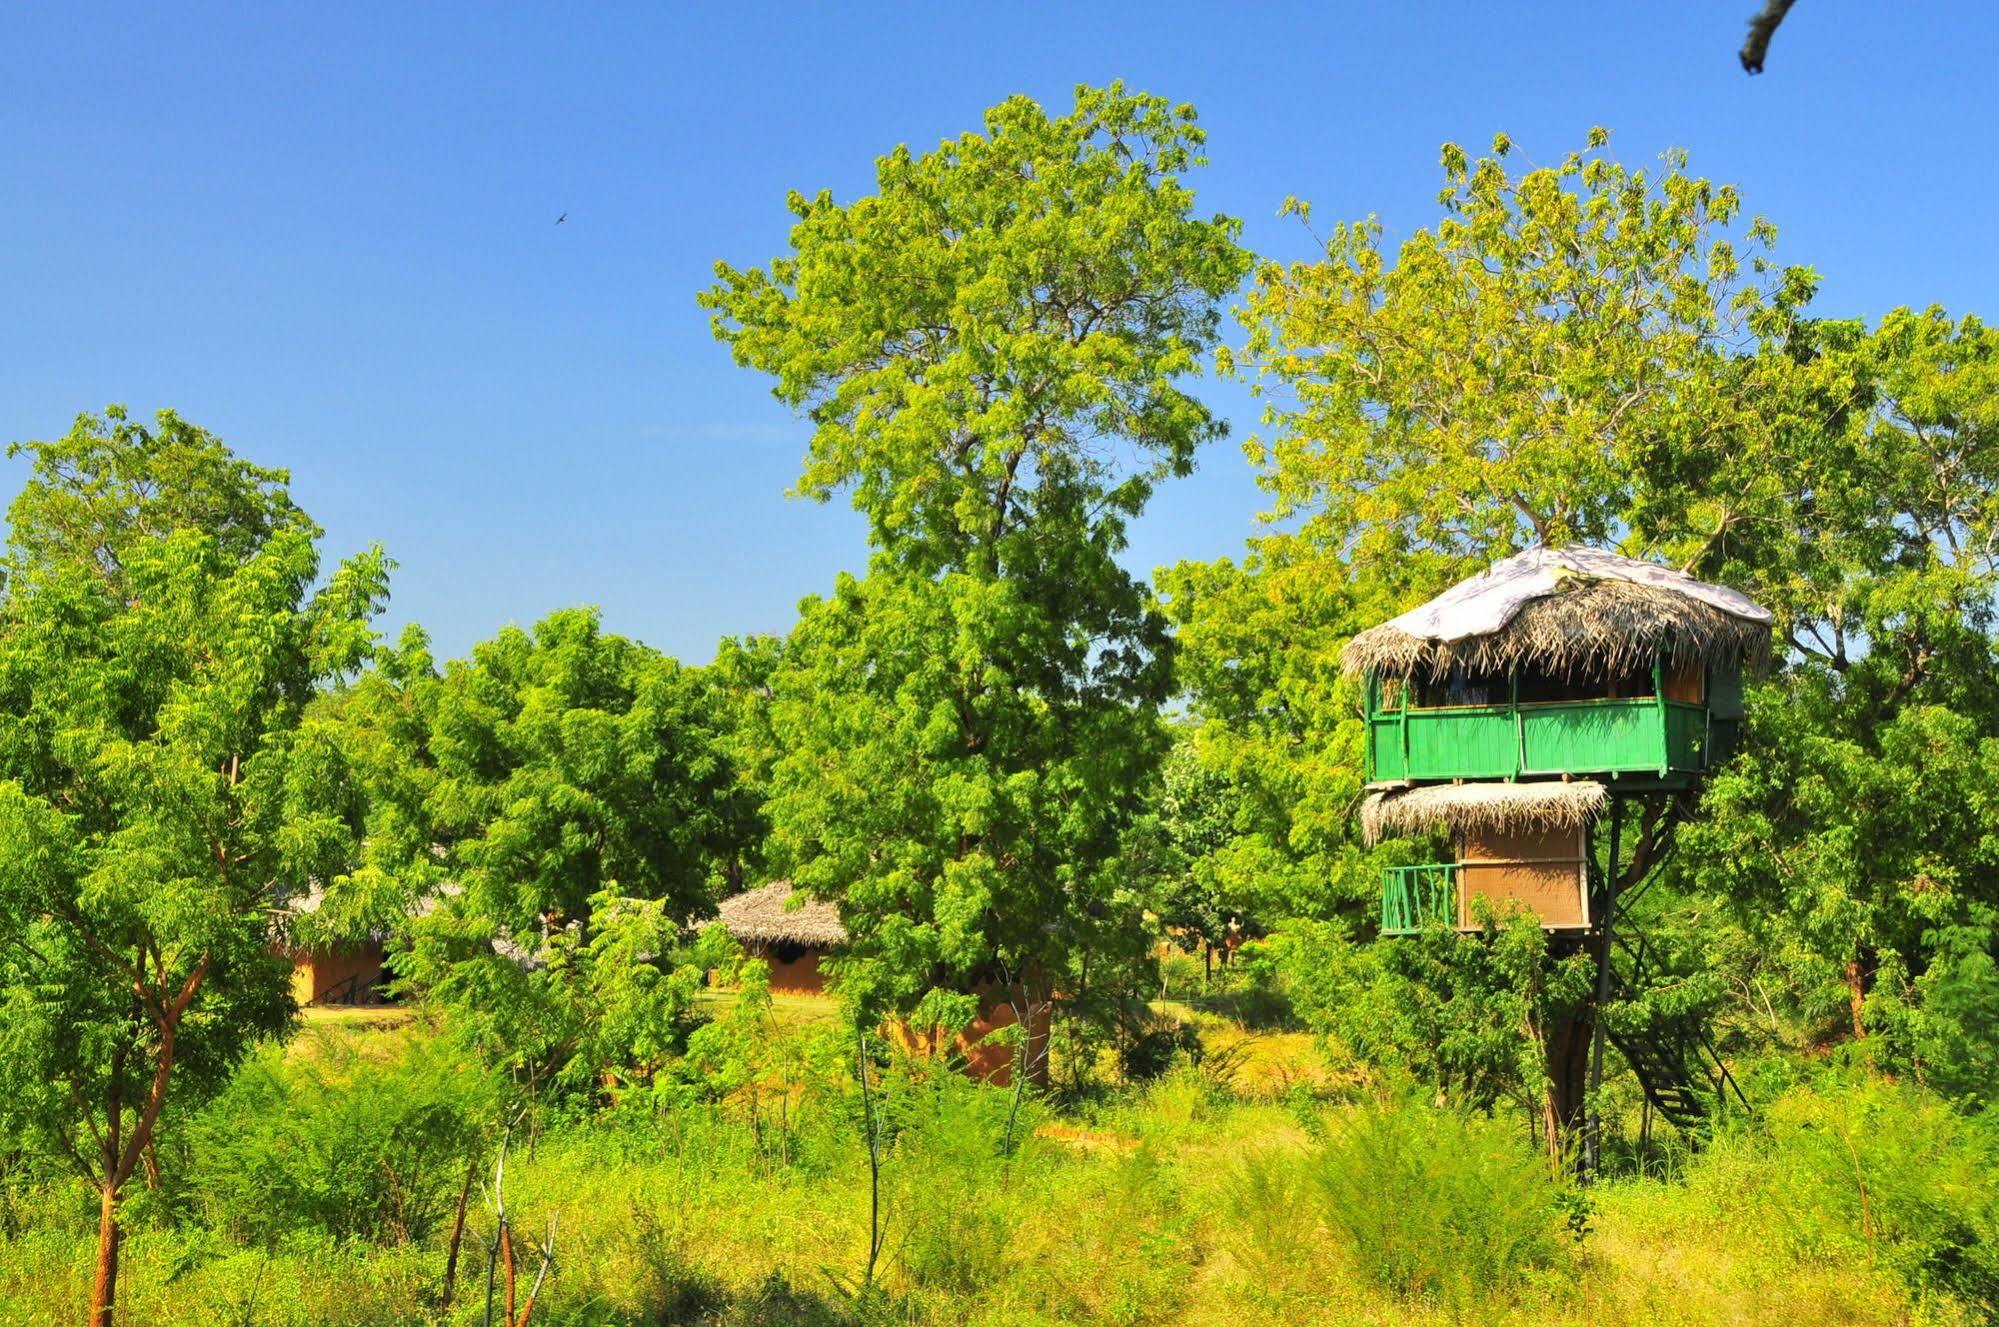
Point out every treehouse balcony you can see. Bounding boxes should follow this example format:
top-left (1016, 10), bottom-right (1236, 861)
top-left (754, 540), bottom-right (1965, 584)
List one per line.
top-left (1362, 654), bottom-right (1741, 787)
top-left (1380, 863), bottom-right (1457, 935)
top-left (1376, 813), bottom-right (1593, 936)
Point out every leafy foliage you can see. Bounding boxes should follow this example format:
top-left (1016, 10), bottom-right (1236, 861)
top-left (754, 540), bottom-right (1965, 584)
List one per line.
top-left (1253, 917), bottom-right (1594, 1120)
top-left (1172, 130), bottom-right (1999, 1103)
top-left (318, 608), bottom-right (763, 1101)
top-left (0, 406), bottom-right (388, 1320)
top-left (399, 888), bottom-right (731, 1105)
top-left (328, 608), bottom-right (763, 939)
top-left (185, 1038), bottom-right (494, 1247)
top-left (703, 84), bottom-right (1252, 1021)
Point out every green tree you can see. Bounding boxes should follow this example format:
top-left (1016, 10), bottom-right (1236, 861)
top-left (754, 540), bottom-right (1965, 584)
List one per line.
top-left (701, 83), bottom-right (1252, 1037)
top-left (1180, 129), bottom-right (1999, 1100)
top-left (327, 608), bottom-right (762, 1100)
top-left (0, 407), bottom-right (388, 1326)
top-left (1258, 916), bottom-right (1594, 1153)
top-left (1234, 128), bottom-right (1811, 581)
top-left (1128, 729), bottom-right (1306, 978)
top-left (1159, 132), bottom-right (1816, 944)
top-left (1170, 130), bottom-right (1809, 922)
top-left (423, 609), bottom-right (760, 932)
top-left (1673, 309), bottom-right (1999, 1050)
top-left (400, 887), bottom-right (729, 1106)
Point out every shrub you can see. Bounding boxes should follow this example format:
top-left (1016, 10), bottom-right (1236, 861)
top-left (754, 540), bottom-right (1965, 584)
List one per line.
top-left (186, 1037), bottom-right (496, 1247)
top-left (1157, 949), bottom-right (1205, 1000)
top-left (1696, 1075), bottom-right (1999, 1318)
top-left (1306, 1102), bottom-right (1572, 1314)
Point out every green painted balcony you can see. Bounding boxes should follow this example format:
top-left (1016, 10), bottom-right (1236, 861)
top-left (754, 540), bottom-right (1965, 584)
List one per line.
top-left (1364, 656), bottom-right (1742, 786)
top-left (1381, 863), bottom-right (1457, 935)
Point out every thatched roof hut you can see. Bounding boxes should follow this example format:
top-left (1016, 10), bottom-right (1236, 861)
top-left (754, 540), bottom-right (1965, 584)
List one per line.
top-left (713, 881), bottom-right (848, 948)
top-left (1361, 780), bottom-right (1607, 847)
top-left (1341, 546), bottom-right (1772, 680)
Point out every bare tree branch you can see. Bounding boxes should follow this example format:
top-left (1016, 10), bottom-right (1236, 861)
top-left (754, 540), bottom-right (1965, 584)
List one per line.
top-left (1740, 0), bottom-right (1799, 74)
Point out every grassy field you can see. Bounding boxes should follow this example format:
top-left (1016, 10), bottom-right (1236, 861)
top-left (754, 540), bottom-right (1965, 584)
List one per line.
top-left (4, 1002), bottom-right (1988, 1327)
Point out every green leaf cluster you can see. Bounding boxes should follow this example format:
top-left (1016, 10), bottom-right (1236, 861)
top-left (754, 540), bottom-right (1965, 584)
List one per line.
top-left (0, 405), bottom-right (386, 1240)
top-left (704, 83), bottom-right (1253, 1019)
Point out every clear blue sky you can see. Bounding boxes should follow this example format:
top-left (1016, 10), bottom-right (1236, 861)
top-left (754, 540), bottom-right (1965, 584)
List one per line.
top-left (2, 3), bottom-right (1990, 661)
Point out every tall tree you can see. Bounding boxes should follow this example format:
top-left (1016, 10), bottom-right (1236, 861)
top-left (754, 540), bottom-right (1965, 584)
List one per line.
top-left (1234, 127), bottom-right (1810, 585)
top-left (1675, 309), bottom-right (1999, 1058)
top-left (328, 609), bottom-right (762, 1100)
top-left (701, 83), bottom-right (1251, 1035)
top-left (0, 407), bottom-right (387, 1326)
top-left (1165, 129), bottom-right (1811, 938)
top-left (1179, 130), bottom-right (1999, 1097)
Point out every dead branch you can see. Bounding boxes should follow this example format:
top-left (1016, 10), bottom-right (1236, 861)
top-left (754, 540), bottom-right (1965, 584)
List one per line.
top-left (1740, 0), bottom-right (1798, 74)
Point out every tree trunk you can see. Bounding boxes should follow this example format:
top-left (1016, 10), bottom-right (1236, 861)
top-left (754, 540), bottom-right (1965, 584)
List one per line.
top-left (89, 1181), bottom-right (121, 1327)
top-left (440, 1154), bottom-right (478, 1309)
top-left (86, 955), bottom-right (207, 1327)
top-left (1846, 957), bottom-right (1867, 1038)
top-left (1542, 1012), bottom-right (1593, 1173)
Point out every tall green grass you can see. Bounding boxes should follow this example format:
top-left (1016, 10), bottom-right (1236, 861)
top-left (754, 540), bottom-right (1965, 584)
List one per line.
top-left (0, 1027), bottom-right (1983, 1327)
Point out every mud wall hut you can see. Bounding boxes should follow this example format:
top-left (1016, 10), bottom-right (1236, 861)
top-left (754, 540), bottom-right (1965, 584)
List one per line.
top-left (714, 881), bottom-right (847, 996)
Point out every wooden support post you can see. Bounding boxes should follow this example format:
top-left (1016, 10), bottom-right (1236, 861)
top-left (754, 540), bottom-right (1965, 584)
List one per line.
top-left (1583, 797), bottom-right (1622, 1182)
top-left (1655, 651), bottom-right (1671, 779)
top-left (1510, 669), bottom-right (1524, 779)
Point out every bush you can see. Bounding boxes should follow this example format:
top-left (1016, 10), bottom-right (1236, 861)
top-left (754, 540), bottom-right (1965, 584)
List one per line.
top-left (834, 1060), bottom-right (1041, 1298)
top-left (186, 1036), bottom-right (496, 1247)
top-left (1306, 1102), bottom-right (1572, 1314)
top-left (1692, 1075), bottom-right (1999, 1319)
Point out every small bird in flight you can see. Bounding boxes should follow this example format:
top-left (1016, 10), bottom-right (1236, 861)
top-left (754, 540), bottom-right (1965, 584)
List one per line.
top-left (555, 212), bottom-right (567, 225)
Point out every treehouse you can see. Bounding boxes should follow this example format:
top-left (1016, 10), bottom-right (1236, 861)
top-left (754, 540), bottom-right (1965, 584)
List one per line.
top-left (1344, 546), bottom-right (1772, 936)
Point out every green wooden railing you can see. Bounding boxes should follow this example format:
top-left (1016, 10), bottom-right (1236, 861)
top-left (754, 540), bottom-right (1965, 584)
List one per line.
top-left (1381, 864), bottom-right (1457, 935)
top-left (1366, 696), bottom-right (1714, 783)
top-left (1364, 651), bottom-right (1743, 785)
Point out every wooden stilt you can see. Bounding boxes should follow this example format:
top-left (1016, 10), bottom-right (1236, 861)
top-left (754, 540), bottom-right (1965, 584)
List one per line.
top-left (1583, 797), bottom-right (1622, 1181)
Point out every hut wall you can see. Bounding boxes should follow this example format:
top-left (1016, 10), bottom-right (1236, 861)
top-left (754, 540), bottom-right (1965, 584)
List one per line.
top-left (891, 987), bottom-right (1053, 1088)
top-left (1663, 654), bottom-right (1705, 703)
top-left (1457, 824), bottom-right (1590, 930)
top-left (290, 942), bottom-right (387, 1006)
top-left (752, 942), bottom-right (830, 996)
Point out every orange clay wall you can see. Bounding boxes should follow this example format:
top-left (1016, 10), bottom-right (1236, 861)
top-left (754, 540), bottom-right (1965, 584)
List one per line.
top-left (289, 942), bottom-right (387, 1006)
top-left (891, 988), bottom-right (1053, 1088)
top-left (709, 943), bottom-right (835, 996)
top-left (758, 943), bottom-right (829, 996)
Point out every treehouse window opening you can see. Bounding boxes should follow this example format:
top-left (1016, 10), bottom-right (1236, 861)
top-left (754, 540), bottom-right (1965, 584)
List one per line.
top-left (1414, 666), bottom-right (1507, 709)
top-left (1512, 659), bottom-right (1657, 705)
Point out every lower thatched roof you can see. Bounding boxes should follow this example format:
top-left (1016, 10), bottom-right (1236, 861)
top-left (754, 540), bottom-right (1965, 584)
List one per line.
top-left (1341, 546), bottom-right (1773, 680)
top-left (1361, 780), bottom-right (1607, 846)
top-left (714, 881), bottom-right (848, 947)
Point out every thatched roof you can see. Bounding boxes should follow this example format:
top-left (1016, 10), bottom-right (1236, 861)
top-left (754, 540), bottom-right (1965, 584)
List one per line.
top-left (1341, 546), bottom-right (1772, 680)
top-left (714, 881), bottom-right (847, 948)
top-left (1361, 780), bottom-right (1607, 846)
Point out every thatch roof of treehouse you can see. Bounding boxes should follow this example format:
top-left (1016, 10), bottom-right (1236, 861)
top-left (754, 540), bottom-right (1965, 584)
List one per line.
top-left (713, 881), bottom-right (848, 948)
top-left (1341, 546), bottom-right (1773, 680)
top-left (1361, 779), bottom-right (1608, 846)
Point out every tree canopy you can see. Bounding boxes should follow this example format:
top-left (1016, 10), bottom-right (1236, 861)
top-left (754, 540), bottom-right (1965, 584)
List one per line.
top-left (1167, 130), bottom-right (1999, 1105)
top-left (702, 83), bottom-right (1252, 1031)
top-left (325, 608), bottom-right (762, 1098)
top-left (0, 407), bottom-right (388, 1325)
